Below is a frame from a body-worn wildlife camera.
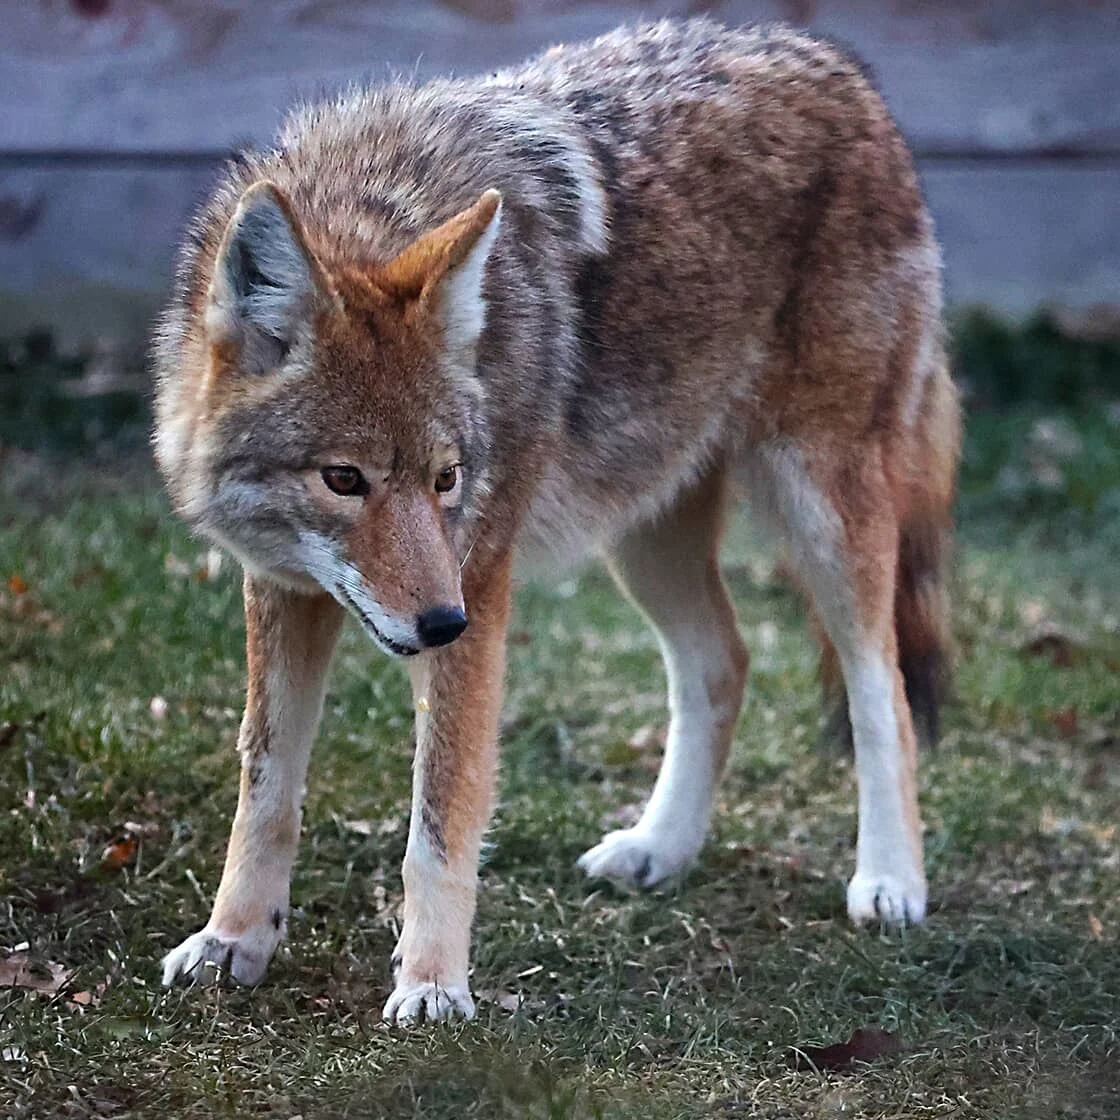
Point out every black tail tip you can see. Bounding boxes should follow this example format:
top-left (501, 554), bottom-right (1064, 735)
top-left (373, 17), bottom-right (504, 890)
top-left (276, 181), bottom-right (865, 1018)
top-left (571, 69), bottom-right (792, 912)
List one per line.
top-left (901, 648), bottom-right (946, 749)
top-left (818, 650), bottom-right (946, 755)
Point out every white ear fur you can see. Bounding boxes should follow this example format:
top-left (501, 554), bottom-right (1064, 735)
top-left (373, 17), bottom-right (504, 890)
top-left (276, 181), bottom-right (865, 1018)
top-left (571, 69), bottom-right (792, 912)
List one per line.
top-left (208, 183), bottom-right (315, 368)
top-left (438, 197), bottom-right (501, 354)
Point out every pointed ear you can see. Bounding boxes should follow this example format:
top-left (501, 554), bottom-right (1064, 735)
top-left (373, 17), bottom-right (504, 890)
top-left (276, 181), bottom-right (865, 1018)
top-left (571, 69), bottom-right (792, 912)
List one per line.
top-left (206, 181), bottom-right (323, 372)
top-left (379, 189), bottom-right (502, 351)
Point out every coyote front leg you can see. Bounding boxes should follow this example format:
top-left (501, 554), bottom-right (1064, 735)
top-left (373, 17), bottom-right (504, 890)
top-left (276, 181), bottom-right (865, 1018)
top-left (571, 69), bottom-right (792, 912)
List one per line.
top-left (162, 577), bottom-right (342, 986)
top-left (382, 555), bottom-right (512, 1025)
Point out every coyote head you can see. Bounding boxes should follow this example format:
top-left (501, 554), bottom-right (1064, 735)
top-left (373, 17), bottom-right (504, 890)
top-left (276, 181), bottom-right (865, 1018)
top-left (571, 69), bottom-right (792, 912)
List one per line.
top-left (155, 182), bottom-right (502, 656)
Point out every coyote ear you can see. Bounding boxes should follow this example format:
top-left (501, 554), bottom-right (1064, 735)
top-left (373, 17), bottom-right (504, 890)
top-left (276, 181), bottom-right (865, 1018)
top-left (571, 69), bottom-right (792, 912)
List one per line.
top-left (206, 181), bottom-right (321, 372)
top-left (379, 189), bottom-right (502, 351)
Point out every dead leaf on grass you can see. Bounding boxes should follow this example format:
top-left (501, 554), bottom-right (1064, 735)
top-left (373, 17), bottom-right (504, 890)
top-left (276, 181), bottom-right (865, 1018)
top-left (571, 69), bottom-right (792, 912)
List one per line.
top-left (0, 951), bottom-right (73, 995)
top-left (791, 1027), bottom-right (901, 1072)
top-left (1020, 632), bottom-right (1088, 669)
top-left (67, 978), bottom-right (109, 1012)
top-left (1088, 913), bottom-right (1104, 940)
top-left (7, 573), bottom-right (28, 595)
top-left (1, 589), bottom-right (63, 633)
top-left (99, 831), bottom-right (139, 872)
top-left (1048, 707), bottom-right (1080, 738)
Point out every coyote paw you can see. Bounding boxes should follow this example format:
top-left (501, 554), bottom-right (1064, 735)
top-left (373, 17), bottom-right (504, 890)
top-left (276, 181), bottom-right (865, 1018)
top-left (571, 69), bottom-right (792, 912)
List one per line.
top-left (161, 920), bottom-right (283, 987)
top-left (577, 825), bottom-right (700, 888)
top-left (382, 979), bottom-right (475, 1025)
top-left (847, 871), bottom-right (927, 927)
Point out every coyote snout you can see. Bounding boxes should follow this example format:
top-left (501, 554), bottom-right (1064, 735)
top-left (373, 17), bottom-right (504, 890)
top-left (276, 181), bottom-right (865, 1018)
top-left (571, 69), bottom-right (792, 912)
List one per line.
top-left (307, 483), bottom-right (468, 658)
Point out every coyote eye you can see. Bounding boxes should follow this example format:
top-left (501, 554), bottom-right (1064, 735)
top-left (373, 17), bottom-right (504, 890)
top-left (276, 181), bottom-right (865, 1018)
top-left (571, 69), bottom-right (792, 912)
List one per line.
top-left (321, 465), bottom-right (368, 496)
top-left (434, 464), bottom-right (460, 496)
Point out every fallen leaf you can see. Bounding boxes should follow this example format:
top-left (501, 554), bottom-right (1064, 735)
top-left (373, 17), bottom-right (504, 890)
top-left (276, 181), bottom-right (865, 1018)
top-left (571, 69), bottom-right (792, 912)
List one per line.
top-left (792, 1027), bottom-right (901, 1072)
top-left (0, 951), bottom-right (73, 995)
top-left (1048, 707), bottom-right (1080, 738)
top-left (7, 573), bottom-right (28, 595)
top-left (1020, 632), bottom-right (1087, 669)
top-left (1089, 913), bottom-right (1104, 940)
top-left (99, 832), bottom-right (139, 872)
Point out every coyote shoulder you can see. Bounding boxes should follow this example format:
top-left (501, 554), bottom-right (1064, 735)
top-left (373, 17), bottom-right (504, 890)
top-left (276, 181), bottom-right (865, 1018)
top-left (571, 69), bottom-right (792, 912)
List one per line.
top-left (154, 18), bottom-right (960, 1024)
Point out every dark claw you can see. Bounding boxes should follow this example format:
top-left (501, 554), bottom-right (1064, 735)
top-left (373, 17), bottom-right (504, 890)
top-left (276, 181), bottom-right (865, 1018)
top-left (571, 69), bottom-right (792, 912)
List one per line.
top-left (635, 854), bottom-right (653, 887)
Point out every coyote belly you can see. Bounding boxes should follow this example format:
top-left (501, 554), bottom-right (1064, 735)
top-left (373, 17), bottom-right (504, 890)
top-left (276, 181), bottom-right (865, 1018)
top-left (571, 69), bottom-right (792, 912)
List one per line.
top-left (154, 18), bottom-right (960, 1024)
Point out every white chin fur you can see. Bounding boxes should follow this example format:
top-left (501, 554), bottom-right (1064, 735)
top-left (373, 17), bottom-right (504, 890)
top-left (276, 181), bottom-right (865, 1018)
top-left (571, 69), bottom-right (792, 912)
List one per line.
top-left (296, 532), bottom-right (421, 656)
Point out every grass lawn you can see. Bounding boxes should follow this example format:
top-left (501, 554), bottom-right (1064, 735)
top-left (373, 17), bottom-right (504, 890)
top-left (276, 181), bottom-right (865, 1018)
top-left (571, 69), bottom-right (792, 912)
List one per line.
top-left (1, 341), bottom-right (1119, 1117)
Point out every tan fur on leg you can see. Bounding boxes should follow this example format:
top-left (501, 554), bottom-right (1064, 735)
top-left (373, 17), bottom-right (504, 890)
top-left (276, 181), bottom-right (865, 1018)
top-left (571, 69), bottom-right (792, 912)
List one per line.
top-left (755, 443), bottom-right (927, 926)
top-left (162, 577), bottom-right (342, 986)
top-left (382, 552), bottom-right (513, 1024)
top-left (579, 467), bottom-right (748, 887)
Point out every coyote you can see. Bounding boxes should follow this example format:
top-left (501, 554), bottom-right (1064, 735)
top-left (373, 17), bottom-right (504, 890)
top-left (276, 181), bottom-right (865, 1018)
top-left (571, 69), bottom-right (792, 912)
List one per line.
top-left (154, 19), bottom-right (960, 1023)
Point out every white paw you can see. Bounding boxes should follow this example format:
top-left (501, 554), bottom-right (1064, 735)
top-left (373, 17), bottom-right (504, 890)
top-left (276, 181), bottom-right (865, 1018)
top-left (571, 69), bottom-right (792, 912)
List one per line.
top-left (161, 920), bottom-right (283, 987)
top-left (577, 825), bottom-right (701, 888)
top-left (382, 979), bottom-right (475, 1025)
top-left (847, 871), bottom-right (927, 927)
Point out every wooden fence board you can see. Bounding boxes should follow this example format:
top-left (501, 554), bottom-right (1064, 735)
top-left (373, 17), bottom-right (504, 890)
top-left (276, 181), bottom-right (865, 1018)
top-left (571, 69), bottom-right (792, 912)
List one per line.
top-left (1, 0), bottom-right (1118, 157)
top-left (2, 161), bottom-right (1116, 352)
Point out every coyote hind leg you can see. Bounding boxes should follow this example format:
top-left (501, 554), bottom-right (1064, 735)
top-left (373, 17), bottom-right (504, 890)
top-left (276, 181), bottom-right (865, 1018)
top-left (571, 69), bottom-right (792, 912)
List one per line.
top-left (759, 442), bottom-right (926, 925)
top-left (578, 467), bottom-right (748, 887)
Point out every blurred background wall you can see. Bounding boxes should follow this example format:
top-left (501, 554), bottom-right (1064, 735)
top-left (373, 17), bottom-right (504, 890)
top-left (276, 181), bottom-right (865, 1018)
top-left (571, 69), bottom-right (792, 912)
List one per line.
top-left (1, 0), bottom-right (1118, 356)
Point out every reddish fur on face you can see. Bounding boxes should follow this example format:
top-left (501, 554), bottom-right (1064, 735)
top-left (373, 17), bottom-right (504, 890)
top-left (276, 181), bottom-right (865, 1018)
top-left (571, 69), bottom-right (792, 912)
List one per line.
top-left (344, 488), bottom-right (464, 622)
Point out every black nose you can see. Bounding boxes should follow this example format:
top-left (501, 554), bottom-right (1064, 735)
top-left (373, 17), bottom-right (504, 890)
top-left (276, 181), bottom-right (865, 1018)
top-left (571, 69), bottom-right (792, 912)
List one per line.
top-left (416, 605), bottom-right (468, 648)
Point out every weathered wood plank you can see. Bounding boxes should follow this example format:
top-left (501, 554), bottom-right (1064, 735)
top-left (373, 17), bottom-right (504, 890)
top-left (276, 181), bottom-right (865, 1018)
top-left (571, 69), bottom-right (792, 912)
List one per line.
top-left (2, 0), bottom-right (1118, 156)
top-left (922, 164), bottom-right (1120, 310)
top-left (1, 162), bottom-right (1116, 352)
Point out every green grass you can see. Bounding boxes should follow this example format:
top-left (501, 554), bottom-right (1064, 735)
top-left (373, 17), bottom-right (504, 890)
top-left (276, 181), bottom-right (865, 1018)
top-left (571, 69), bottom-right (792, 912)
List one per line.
top-left (2, 363), bottom-right (1120, 1116)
